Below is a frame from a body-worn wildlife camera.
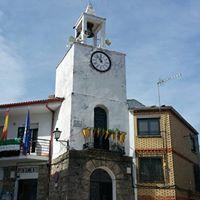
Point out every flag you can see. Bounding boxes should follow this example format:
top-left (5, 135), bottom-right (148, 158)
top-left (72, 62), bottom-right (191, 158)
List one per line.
top-left (1, 111), bottom-right (9, 140)
top-left (22, 110), bottom-right (31, 155)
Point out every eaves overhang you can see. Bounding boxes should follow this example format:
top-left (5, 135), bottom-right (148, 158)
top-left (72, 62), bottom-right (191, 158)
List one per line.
top-left (0, 97), bottom-right (64, 115)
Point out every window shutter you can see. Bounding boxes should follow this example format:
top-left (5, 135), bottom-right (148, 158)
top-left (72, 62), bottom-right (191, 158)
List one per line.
top-left (94, 107), bottom-right (107, 129)
top-left (137, 118), bottom-right (160, 136)
top-left (94, 107), bottom-right (109, 150)
top-left (139, 157), bottom-right (164, 182)
top-left (194, 135), bottom-right (199, 153)
top-left (194, 164), bottom-right (200, 192)
top-left (190, 134), bottom-right (199, 153)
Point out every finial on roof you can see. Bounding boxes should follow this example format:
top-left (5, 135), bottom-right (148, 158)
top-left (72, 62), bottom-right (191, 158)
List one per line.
top-left (85, 3), bottom-right (95, 15)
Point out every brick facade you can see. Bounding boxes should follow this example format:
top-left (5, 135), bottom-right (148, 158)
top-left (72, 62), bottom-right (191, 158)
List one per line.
top-left (133, 107), bottom-right (200, 200)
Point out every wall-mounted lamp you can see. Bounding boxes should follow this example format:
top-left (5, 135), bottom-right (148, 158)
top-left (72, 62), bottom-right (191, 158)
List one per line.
top-left (53, 128), bottom-right (62, 141)
top-left (53, 128), bottom-right (70, 150)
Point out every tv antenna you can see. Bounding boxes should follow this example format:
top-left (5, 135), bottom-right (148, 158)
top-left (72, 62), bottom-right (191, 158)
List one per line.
top-left (157, 73), bottom-right (182, 108)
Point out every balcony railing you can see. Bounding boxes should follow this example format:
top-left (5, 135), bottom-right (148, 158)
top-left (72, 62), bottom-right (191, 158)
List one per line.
top-left (81, 128), bottom-right (126, 155)
top-left (0, 138), bottom-right (50, 158)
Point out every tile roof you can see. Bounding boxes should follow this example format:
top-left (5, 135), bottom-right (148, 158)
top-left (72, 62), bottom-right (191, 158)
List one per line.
top-left (0, 97), bottom-right (64, 109)
top-left (127, 99), bottom-right (145, 109)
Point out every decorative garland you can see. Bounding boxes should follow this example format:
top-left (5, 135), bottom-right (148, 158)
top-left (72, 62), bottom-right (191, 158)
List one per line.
top-left (81, 128), bottom-right (126, 144)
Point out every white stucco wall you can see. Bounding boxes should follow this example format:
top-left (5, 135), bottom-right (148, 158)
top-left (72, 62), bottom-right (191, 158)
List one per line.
top-left (73, 43), bottom-right (127, 102)
top-left (54, 42), bottom-right (130, 157)
top-left (53, 98), bottom-right (72, 158)
top-left (0, 112), bottom-right (52, 139)
top-left (129, 112), bottom-right (134, 156)
top-left (70, 93), bottom-right (129, 153)
top-left (129, 111), bottom-right (137, 200)
top-left (53, 46), bottom-right (74, 158)
top-left (55, 46), bottom-right (74, 98)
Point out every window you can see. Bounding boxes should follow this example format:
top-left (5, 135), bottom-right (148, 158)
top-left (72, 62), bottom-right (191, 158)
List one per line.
top-left (94, 107), bottom-right (109, 150)
top-left (94, 107), bottom-right (107, 129)
top-left (17, 127), bottom-right (38, 153)
top-left (139, 157), bottom-right (164, 182)
top-left (190, 134), bottom-right (199, 153)
top-left (137, 118), bottom-right (160, 136)
top-left (194, 164), bottom-right (200, 192)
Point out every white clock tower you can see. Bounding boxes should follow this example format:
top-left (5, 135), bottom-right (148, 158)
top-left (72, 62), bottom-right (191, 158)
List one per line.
top-left (54, 3), bottom-right (129, 157)
top-left (51, 4), bottom-right (134, 200)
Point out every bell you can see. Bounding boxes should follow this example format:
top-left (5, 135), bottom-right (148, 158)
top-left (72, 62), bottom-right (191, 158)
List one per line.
top-left (85, 22), bottom-right (94, 38)
top-left (76, 31), bottom-right (81, 38)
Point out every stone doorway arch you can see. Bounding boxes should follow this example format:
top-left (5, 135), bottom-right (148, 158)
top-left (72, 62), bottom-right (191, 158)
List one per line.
top-left (90, 168), bottom-right (114, 200)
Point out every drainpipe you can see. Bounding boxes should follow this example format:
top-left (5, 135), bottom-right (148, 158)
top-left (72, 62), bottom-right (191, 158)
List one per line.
top-left (45, 103), bottom-right (55, 200)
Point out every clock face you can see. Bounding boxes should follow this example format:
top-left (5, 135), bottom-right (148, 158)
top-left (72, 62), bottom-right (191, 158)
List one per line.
top-left (90, 51), bottom-right (111, 72)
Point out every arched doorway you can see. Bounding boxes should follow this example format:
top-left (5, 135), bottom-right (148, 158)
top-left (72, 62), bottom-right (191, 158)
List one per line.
top-left (90, 169), bottom-right (112, 200)
top-left (94, 107), bottom-right (109, 150)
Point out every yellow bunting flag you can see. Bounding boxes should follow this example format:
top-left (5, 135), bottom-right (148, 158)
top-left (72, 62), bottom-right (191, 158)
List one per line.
top-left (111, 132), bottom-right (116, 140)
top-left (119, 132), bottom-right (126, 144)
top-left (1, 111), bottom-right (9, 141)
top-left (96, 128), bottom-right (100, 137)
top-left (81, 128), bottom-right (91, 138)
top-left (105, 130), bottom-right (110, 139)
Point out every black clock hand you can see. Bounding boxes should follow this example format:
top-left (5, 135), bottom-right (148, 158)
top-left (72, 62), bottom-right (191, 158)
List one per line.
top-left (98, 54), bottom-right (103, 63)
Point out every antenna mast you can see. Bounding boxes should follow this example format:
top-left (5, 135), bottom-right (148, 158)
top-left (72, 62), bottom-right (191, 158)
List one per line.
top-left (157, 73), bottom-right (182, 108)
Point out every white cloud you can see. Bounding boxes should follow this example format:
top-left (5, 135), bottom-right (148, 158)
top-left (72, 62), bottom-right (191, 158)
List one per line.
top-left (0, 20), bottom-right (26, 103)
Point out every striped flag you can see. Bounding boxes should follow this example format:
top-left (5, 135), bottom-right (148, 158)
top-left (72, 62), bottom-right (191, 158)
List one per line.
top-left (22, 110), bottom-right (31, 155)
top-left (1, 111), bottom-right (9, 140)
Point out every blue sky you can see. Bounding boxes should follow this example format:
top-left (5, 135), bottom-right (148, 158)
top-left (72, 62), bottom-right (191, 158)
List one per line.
top-left (0, 0), bottom-right (199, 132)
